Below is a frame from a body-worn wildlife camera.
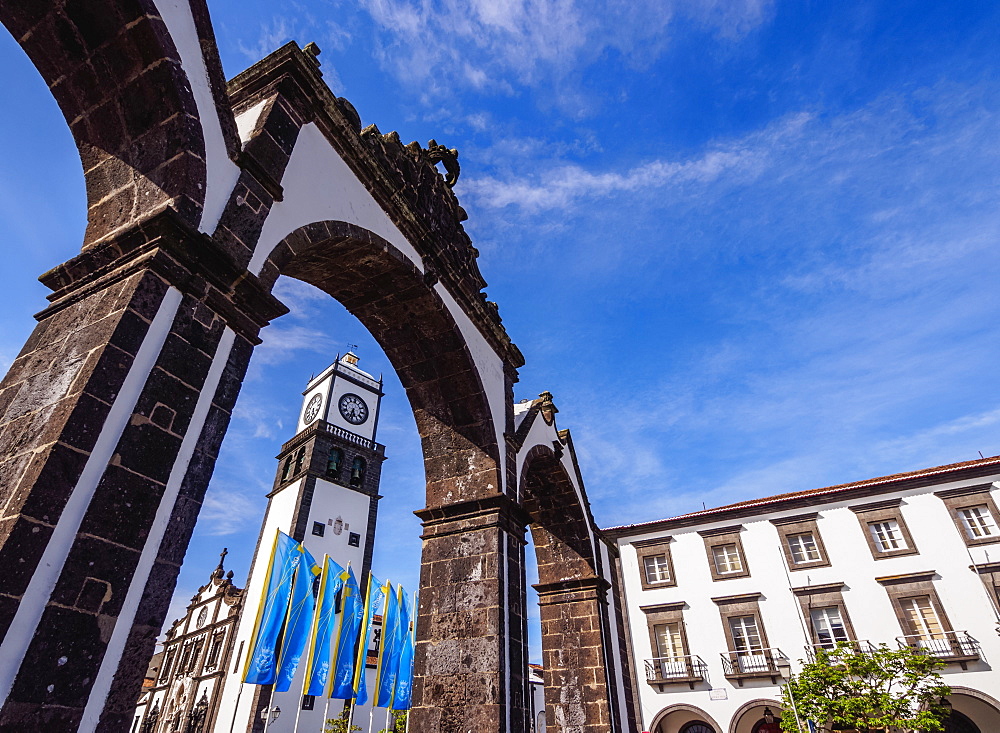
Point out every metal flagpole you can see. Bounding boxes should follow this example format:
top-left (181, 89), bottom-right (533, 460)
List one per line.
top-left (778, 546), bottom-right (811, 646)
top-left (384, 707), bottom-right (391, 732)
top-left (227, 684), bottom-right (244, 733)
top-left (320, 696), bottom-right (333, 733)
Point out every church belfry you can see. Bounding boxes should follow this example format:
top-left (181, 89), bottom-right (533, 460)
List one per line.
top-left (214, 354), bottom-right (388, 732)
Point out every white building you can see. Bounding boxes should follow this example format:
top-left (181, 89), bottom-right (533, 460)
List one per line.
top-left (131, 552), bottom-right (244, 733)
top-left (606, 455), bottom-right (1000, 733)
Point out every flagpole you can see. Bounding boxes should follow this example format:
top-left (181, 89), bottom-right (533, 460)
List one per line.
top-left (227, 684), bottom-right (244, 733)
top-left (319, 696), bottom-right (332, 733)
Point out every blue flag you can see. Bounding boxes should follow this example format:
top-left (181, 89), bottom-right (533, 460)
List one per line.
top-left (304, 557), bottom-right (346, 696)
top-left (274, 543), bottom-right (320, 691)
top-left (392, 590), bottom-right (415, 711)
top-left (354, 575), bottom-right (386, 706)
top-left (375, 584), bottom-right (404, 708)
top-left (330, 565), bottom-right (364, 699)
top-left (243, 531), bottom-right (299, 684)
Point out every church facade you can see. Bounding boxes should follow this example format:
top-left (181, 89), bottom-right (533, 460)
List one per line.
top-left (607, 455), bottom-right (1000, 733)
top-left (131, 553), bottom-right (243, 733)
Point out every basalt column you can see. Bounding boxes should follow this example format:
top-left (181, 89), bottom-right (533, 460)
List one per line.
top-left (534, 578), bottom-right (616, 733)
top-left (413, 495), bottom-right (532, 732)
top-left (0, 212), bottom-right (284, 730)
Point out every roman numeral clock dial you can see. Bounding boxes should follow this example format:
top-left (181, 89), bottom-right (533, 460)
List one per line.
top-left (338, 393), bottom-right (369, 425)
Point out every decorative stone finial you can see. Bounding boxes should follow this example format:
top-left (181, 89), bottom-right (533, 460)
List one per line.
top-left (537, 391), bottom-right (558, 425)
top-left (303, 42), bottom-right (322, 67)
top-left (426, 139), bottom-right (461, 187)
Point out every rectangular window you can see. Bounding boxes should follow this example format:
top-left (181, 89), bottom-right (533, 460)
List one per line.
top-left (643, 554), bottom-right (671, 585)
top-left (900, 596), bottom-right (945, 641)
top-left (728, 615), bottom-right (763, 654)
top-left (810, 606), bottom-right (849, 648)
top-left (936, 486), bottom-right (1000, 547)
top-left (960, 505), bottom-right (997, 539)
top-left (654, 622), bottom-right (686, 660)
top-left (712, 544), bottom-right (743, 574)
top-left (634, 538), bottom-right (677, 590)
top-left (788, 533), bottom-right (821, 564)
top-left (851, 499), bottom-right (918, 559)
top-left (869, 520), bottom-right (906, 552)
top-left (301, 694), bottom-right (315, 710)
top-left (312, 521), bottom-right (325, 537)
top-left (348, 532), bottom-right (361, 547)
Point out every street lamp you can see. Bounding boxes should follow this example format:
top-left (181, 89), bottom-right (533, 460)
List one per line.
top-left (261, 705), bottom-right (281, 733)
top-left (775, 657), bottom-right (804, 733)
top-left (763, 707), bottom-right (775, 724)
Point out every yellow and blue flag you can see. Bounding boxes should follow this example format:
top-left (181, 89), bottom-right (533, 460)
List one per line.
top-left (274, 542), bottom-right (320, 691)
top-left (304, 557), bottom-right (347, 696)
top-left (353, 575), bottom-right (387, 706)
top-left (330, 565), bottom-right (364, 699)
top-left (392, 590), bottom-right (416, 711)
top-left (374, 584), bottom-right (404, 708)
top-left (242, 530), bottom-right (299, 685)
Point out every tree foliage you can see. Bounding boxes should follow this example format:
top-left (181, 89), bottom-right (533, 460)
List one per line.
top-left (325, 709), bottom-right (362, 733)
top-left (378, 710), bottom-right (407, 733)
top-left (779, 643), bottom-right (951, 733)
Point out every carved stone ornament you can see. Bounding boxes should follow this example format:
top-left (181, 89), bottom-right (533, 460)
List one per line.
top-left (537, 391), bottom-right (559, 425)
top-left (425, 139), bottom-right (461, 187)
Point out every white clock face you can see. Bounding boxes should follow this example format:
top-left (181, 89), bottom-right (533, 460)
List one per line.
top-left (338, 393), bottom-right (369, 425)
top-left (303, 394), bottom-right (323, 424)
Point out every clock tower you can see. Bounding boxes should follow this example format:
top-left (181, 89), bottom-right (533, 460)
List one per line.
top-left (216, 353), bottom-right (387, 732)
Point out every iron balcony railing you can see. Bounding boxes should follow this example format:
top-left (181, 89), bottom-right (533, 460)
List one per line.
top-left (896, 631), bottom-right (981, 667)
top-left (645, 654), bottom-right (708, 683)
top-left (805, 639), bottom-right (878, 661)
top-left (721, 648), bottom-right (788, 685)
top-left (319, 421), bottom-right (375, 450)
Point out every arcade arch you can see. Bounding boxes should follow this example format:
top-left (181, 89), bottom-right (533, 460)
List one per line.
top-left (946, 687), bottom-right (1000, 733)
top-left (728, 698), bottom-right (783, 733)
top-left (648, 702), bottom-right (722, 733)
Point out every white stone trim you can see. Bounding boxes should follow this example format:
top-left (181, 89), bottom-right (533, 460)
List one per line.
top-left (78, 327), bottom-right (237, 731)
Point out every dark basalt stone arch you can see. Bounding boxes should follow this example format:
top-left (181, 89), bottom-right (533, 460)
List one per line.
top-left (263, 220), bottom-right (502, 486)
top-left (0, 0), bottom-right (236, 246)
top-left (519, 443), bottom-right (621, 733)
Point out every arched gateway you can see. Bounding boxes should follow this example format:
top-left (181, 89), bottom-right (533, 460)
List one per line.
top-left (0, 2), bottom-right (636, 731)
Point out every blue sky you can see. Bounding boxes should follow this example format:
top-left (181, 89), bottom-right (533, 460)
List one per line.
top-left (2, 1), bottom-right (999, 656)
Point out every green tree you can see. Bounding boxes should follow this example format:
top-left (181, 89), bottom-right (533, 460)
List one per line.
top-left (324, 709), bottom-right (362, 733)
top-left (780, 643), bottom-right (951, 733)
top-left (378, 710), bottom-right (407, 733)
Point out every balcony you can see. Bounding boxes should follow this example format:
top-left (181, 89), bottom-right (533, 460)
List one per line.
top-left (721, 648), bottom-right (788, 686)
top-left (805, 639), bottom-right (878, 661)
top-left (896, 631), bottom-right (982, 669)
top-left (645, 654), bottom-right (708, 690)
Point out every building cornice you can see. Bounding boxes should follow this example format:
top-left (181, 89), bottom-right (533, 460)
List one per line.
top-left (603, 455), bottom-right (1000, 539)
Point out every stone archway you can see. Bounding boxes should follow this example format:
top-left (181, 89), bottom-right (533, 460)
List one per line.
top-left (0, 4), bottom-right (635, 732)
top-left (649, 703), bottom-right (723, 733)
top-left (513, 396), bottom-right (636, 733)
top-left (728, 698), bottom-right (782, 733)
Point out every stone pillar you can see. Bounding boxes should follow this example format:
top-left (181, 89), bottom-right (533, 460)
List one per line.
top-left (534, 577), bottom-right (616, 733)
top-left (0, 211), bottom-right (283, 730)
top-left (413, 495), bottom-right (532, 732)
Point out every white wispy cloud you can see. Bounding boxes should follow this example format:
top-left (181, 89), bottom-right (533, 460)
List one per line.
top-left (200, 486), bottom-right (265, 536)
top-left (359, 0), bottom-right (773, 105)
